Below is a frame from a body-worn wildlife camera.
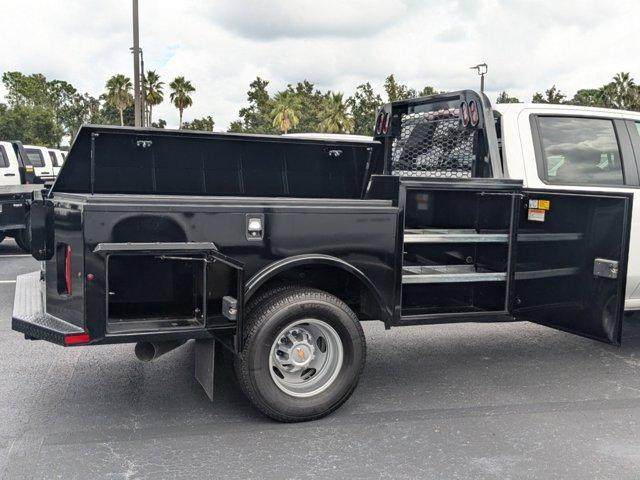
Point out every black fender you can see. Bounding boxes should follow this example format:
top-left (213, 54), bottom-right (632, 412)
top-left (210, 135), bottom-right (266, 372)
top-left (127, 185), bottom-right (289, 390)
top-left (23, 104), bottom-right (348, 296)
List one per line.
top-left (245, 254), bottom-right (388, 321)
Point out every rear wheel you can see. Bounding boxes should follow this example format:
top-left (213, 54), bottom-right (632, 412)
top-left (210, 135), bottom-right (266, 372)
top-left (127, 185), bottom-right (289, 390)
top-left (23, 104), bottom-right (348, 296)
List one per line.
top-left (236, 287), bottom-right (366, 422)
top-left (14, 227), bottom-right (30, 253)
top-left (13, 211), bottom-right (31, 253)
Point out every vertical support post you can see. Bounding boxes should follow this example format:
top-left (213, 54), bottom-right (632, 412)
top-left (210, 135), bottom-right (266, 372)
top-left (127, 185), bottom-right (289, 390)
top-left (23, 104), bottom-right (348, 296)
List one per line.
top-left (132, 0), bottom-right (141, 127)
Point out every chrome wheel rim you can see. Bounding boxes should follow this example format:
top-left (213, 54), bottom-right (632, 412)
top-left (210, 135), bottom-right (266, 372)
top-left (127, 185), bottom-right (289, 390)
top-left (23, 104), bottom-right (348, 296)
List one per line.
top-left (269, 319), bottom-right (344, 398)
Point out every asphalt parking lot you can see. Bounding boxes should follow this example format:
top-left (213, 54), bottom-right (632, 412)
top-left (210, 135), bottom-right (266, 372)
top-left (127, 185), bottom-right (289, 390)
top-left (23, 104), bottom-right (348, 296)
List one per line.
top-left (1, 239), bottom-right (640, 479)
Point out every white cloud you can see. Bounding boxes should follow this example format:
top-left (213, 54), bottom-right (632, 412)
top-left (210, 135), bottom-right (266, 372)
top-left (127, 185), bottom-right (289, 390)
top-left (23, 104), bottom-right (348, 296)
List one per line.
top-left (0, 0), bottom-right (638, 130)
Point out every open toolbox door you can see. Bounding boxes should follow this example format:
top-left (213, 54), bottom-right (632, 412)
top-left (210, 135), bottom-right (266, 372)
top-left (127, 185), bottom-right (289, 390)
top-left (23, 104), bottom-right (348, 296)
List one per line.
top-left (94, 242), bottom-right (244, 336)
top-left (512, 190), bottom-right (632, 345)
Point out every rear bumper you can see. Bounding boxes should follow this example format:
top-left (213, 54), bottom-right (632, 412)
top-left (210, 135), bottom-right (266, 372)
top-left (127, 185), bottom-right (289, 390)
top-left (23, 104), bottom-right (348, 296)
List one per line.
top-left (12, 271), bottom-right (85, 346)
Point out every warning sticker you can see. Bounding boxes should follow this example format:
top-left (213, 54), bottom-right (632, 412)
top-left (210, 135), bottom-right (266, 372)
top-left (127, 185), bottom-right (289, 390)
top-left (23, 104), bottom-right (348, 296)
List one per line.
top-left (528, 199), bottom-right (551, 210)
top-left (527, 208), bottom-right (546, 222)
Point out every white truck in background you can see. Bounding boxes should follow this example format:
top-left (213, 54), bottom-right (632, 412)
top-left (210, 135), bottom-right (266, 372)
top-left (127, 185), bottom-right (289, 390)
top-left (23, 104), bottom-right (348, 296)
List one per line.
top-left (0, 141), bottom-right (42, 250)
top-left (47, 148), bottom-right (67, 176)
top-left (23, 145), bottom-right (56, 183)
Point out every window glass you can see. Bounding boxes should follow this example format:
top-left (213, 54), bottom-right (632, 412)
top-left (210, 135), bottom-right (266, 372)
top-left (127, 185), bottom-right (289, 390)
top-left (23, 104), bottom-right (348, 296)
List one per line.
top-left (25, 148), bottom-right (45, 167)
top-left (0, 147), bottom-right (9, 168)
top-left (636, 122), bottom-right (640, 137)
top-left (538, 117), bottom-right (623, 185)
top-left (48, 150), bottom-right (60, 167)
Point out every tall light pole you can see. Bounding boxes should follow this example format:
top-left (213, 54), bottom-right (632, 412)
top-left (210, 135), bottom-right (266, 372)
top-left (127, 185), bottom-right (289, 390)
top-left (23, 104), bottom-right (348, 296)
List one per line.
top-left (470, 63), bottom-right (488, 92)
top-left (132, 0), bottom-right (141, 127)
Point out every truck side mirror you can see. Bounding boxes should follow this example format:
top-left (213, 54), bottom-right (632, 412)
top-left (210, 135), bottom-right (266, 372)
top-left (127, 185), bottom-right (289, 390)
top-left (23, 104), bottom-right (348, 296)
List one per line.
top-left (30, 200), bottom-right (54, 260)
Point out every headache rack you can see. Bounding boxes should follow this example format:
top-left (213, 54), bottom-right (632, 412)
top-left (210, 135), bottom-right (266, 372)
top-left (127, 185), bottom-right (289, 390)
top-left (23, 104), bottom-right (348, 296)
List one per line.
top-left (375, 90), bottom-right (502, 180)
top-left (390, 111), bottom-right (477, 178)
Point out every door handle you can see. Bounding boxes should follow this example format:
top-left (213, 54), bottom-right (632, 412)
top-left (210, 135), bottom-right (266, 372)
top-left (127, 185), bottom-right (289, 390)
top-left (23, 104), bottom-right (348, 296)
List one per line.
top-left (4, 173), bottom-right (16, 176)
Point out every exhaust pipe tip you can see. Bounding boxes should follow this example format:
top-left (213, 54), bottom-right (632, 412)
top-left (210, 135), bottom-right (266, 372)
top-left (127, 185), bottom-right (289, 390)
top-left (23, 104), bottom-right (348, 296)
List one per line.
top-left (135, 340), bottom-right (186, 362)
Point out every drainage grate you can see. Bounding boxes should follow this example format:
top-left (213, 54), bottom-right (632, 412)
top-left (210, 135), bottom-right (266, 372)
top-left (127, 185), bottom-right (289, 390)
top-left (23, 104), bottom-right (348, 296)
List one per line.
top-left (390, 112), bottom-right (477, 178)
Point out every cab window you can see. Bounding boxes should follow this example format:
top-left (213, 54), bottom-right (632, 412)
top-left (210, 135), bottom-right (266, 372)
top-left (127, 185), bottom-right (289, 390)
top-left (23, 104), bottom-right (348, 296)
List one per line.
top-left (48, 151), bottom-right (60, 167)
top-left (537, 117), bottom-right (623, 185)
top-left (0, 147), bottom-right (9, 168)
top-left (25, 148), bottom-right (45, 167)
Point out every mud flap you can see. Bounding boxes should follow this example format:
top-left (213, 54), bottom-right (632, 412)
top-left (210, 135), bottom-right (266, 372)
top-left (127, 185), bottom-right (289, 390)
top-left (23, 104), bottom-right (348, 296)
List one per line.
top-left (195, 338), bottom-right (215, 401)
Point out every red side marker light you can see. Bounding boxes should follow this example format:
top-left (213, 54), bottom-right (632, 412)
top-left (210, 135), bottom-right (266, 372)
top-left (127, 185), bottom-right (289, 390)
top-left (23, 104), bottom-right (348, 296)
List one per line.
top-left (64, 333), bottom-right (90, 346)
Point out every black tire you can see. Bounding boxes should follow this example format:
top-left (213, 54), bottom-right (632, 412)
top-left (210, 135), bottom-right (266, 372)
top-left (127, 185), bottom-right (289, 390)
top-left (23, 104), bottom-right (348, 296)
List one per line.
top-left (236, 287), bottom-right (366, 422)
top-left (243, 282), bottom-right (299, 330)
top-left (14, 227), bottom-right (30, 253)
top-left (14, 211), bottom-right (31, 253)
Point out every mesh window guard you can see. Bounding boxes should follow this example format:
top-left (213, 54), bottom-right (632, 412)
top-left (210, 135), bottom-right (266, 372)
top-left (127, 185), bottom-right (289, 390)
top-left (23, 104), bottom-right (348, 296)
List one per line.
top-left (390, 112), bottom-right (477, 178)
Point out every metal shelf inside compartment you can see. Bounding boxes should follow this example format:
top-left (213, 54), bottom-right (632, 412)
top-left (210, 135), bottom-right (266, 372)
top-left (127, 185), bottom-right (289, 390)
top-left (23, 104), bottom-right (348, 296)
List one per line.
top-left (401, 264), bottom-right (581, 284)
top-left (402, 264), bottom-right (506, 284)
top-left (403, 229), bottom-right (507, 244)
top-left (403, 228), bottom-right (584, 244)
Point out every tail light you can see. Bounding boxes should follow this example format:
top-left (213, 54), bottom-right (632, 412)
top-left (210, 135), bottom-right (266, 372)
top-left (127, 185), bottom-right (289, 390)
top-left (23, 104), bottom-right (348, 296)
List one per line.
top-left (381, 113), bottom-right (391, 134)
top-left (460, 102), bottom-right (470, 127)
top-left (469, 100), bottom-right (479, 126)
top-left (64, 244), bottom-right (72, 295)
top-left (375, 112), bottom-right (384, 135)
top-left (64, 333), bottom-right (90, 346)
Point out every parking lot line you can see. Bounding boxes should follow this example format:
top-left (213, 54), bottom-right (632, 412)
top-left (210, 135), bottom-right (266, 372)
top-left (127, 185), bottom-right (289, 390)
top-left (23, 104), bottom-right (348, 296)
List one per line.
top-left (0, 280), bottom-right (17, 284)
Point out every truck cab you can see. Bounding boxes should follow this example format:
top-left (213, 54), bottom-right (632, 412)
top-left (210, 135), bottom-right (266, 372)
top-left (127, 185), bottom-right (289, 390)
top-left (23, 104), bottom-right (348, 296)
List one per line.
top-left (0, 141), bottom-right (22, 187)
top-left (24, 145), bottom-right (56, 182)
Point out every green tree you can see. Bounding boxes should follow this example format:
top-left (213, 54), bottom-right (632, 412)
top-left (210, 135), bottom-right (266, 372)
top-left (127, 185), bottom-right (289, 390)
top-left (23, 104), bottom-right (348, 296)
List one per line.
top-left (105, 74), bottom-right (133, 126)
top-left (151, 118), bottom-right (167, 129)
top-left (2, 71), bottom-right (99, 143)
top-left (567, 88), bottom-right (606, 107)
top-left (418, 86), bottom-right (440, 97)
top-left (169, 76), bottom-right (195, 129)
top-left (229, 77), bottom-right (275, 133)
top-left (318, 92), bottom-right (354, 133)
top-left (532, 85), bottom-right (565, 104)
top-left (2, 72), bottom-right (51, 107)
top-left (496, 91), bottom-right (520, 103)
top-left (284, 80), bottom-right (326, 132)
top-left (183, 115), bottom-right (215, 131)
top-left (271, 91), bottom-right (301, 134)
top-left (144, 70), bottom-right (164, 125)
top-left (384, 74), bottom-right (417, 102)
top-left (348, 82), bottom-right (383, 136)
top-left (602, 72), bottom-right (637, 109)
top-left (0, 103), bottom-right (61, 146)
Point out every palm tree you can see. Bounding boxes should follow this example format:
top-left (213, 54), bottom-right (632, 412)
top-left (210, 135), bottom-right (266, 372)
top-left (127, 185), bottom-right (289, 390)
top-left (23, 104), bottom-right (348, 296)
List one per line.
top-left (169, 76), bottom-right (195, 128)
top-left (271, 91), bottom-right (301, 134)
top-left (609, 72), bottom-right (636, 109)
top-left (318, 92), bottom-right (354, 133)
top-left (105, 74), bottom-right (133, 126)
top-left (144, 70), bottom-right (164, 126)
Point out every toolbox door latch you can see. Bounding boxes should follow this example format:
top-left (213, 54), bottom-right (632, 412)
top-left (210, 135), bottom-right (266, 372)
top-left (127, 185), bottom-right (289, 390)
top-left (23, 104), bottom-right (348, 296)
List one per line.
top-left (593, 258), bottom-right (618, 279)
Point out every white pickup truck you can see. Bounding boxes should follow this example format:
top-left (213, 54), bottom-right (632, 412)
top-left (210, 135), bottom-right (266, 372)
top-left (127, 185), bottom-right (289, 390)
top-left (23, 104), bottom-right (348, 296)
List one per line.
top-left (0, 141), bottom-right (41, 250)
top-left (23, 145), bottom-right (56, 183)
top-left (47, 148), bottom-right (66, 176)
top-left (493, 103), bottom-right (640, 311)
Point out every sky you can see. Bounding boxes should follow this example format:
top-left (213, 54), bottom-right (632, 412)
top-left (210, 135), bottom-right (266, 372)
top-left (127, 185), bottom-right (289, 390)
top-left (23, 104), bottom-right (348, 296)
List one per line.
top-left (0, 0), bottom-right (638, 130)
